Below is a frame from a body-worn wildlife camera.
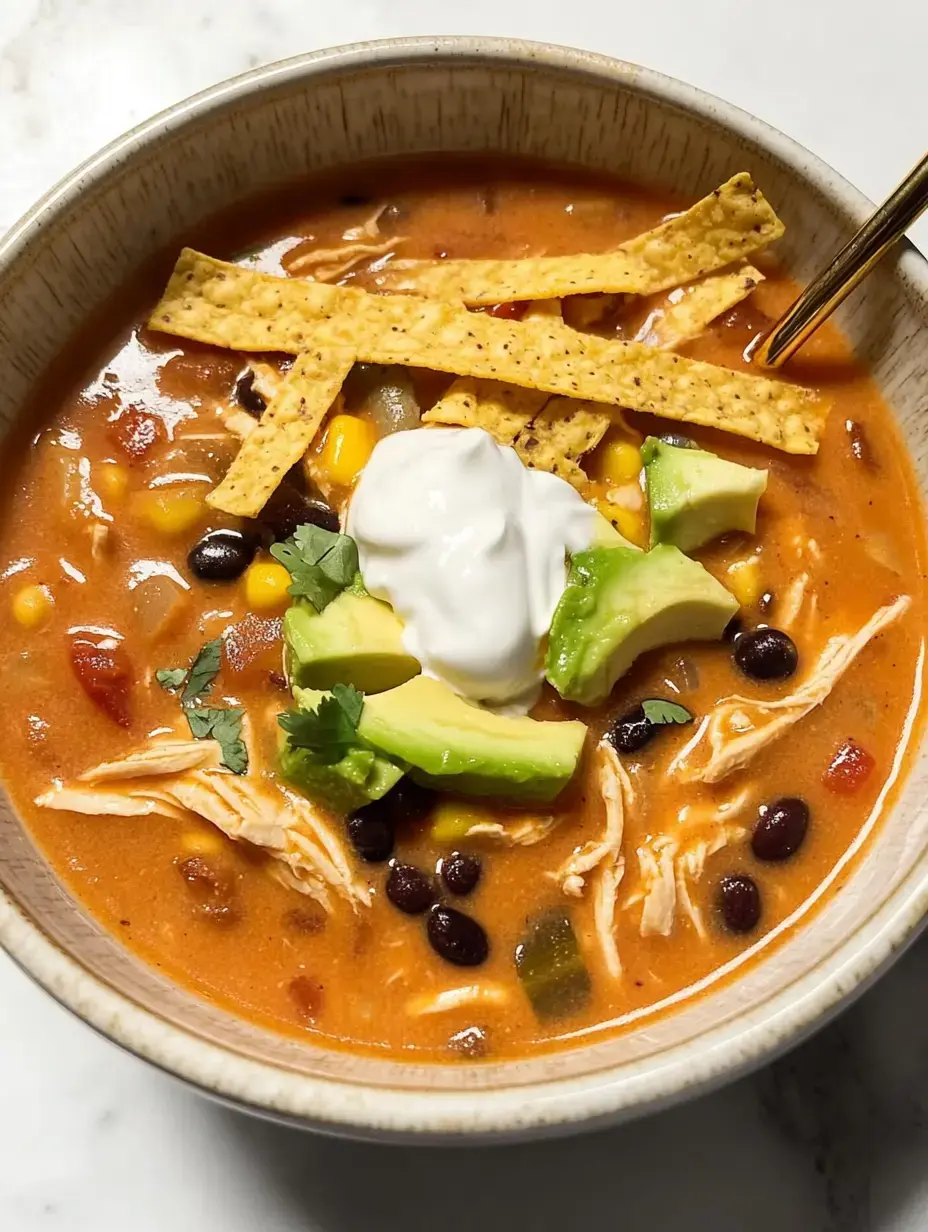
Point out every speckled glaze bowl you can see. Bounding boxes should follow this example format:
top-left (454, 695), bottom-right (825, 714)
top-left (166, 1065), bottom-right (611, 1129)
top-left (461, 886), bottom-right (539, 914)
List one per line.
top-left (0, 37), bottom-right (925, 1142)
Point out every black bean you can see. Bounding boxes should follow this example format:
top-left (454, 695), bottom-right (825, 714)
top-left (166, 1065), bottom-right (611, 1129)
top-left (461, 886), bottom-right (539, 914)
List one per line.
top-left (259, 485), bottom-right (339, 541)
top-left (347, 804), bottom-right (393, 863)
top-left (427, 905), bottom-right (489, 966)
top-left (605, 705), bottom-right (657, 754)
top-left (660, 433), bottom-right (698, 449)
top-left (718, 873), bottom-right (761, 932)
top-left (385, 862), bottom-right (435, 914)
top-left (733, 627), bottom-right (798, 681)
top-left (187, 529), bottom-right (257, 582)
top-left (441, 852), bottom-right (482, 896)
top-left (752, 797), bottom-right (810, 861)
top-left (383, 779), bottom-right (435, 827)
top-left (723, 616), bottom-right (744, 643)
top-left (235, 370), bottom-right (267, 417)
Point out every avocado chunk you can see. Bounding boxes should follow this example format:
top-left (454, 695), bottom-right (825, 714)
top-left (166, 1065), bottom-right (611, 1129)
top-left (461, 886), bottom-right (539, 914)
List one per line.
top-left (284, 591), bottom-right (420, 694)
top-left (293, 677), bottom-right (586, 804)
top-left (278, 729), bottom-right (403, 815)
top-left (546, 544), bottom-right (738, 705)
top-left (642, 437), bottom-right (768, 552)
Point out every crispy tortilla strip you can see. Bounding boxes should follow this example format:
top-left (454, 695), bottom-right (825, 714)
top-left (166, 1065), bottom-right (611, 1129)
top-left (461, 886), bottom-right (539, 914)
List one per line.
top-left (514, 397), bottom-right (612, 489)
top-left (422, 377), bottom-right (547, 443)
top-left (207, 346), bottom-right (356, 517)
top-left (671, 595), bottom-right (910, 783)
top-left (151, 250), bottom-right (824, 454)
top-left (374, 174), bottom-right (783, 303)
top-left (638, 265), bottom-right (763, 349)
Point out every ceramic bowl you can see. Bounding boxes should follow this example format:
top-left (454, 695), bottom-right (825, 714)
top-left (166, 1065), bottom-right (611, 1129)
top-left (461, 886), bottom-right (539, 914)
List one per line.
top-left (0, 37), bottom-right (925, 1143)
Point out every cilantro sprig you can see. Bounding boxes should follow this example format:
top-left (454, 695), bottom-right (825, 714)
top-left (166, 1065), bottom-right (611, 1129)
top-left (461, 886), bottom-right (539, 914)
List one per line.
top-left (270, 524), bottom-right (359, 612)
top-left (278, 684), bottom-right (364, 764)
top-left (641, 698), bottom-right (693, 726)
top-left (155, 637), bottom-right (248, 775)
top-left (186, 706), bottom-right (248, 775)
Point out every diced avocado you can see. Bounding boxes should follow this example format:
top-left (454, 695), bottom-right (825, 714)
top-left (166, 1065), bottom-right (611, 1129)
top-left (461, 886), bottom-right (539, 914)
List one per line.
top-left (278, 733), bottom-right (403, 814)
top-left (546, 544), bottom-right (738, 705)
top-left (283, 591), bottom-right (420, 694)
top-left (642, 436), bottom-right (768, 552)
top-left (303, 676), bottom-right (587, 804)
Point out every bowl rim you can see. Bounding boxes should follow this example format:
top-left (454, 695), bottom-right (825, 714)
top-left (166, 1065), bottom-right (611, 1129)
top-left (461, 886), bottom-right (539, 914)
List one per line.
top-left (1, 34), bottom-right (927, 1142)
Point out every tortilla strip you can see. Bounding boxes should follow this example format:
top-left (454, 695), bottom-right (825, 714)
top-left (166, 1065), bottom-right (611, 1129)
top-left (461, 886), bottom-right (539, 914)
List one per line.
top-left (207, 346), bottom-right (356, 517)
top-left (513, 397), bottom-right (613, 489)
top-left (150, 250), bottom-right (825, 455)
top-left (422, 377), bottom-right (547, 442)
top-left (374, 174), bottom-right (783, 303)
top-left (638, 265), bottom-right (764, 349)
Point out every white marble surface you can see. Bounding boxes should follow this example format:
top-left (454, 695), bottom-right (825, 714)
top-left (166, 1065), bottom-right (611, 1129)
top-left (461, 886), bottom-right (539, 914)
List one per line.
top-left (1, 2), bottom-right (927, 1229)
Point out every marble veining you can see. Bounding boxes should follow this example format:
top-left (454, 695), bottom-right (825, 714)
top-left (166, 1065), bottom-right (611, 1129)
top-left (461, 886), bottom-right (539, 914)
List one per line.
top-left (2, 1), bottom-right (928, 1229)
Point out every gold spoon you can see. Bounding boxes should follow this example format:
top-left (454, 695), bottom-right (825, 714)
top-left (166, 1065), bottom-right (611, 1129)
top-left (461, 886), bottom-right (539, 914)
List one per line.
top-left (754, 153), bottom-right (928, 368)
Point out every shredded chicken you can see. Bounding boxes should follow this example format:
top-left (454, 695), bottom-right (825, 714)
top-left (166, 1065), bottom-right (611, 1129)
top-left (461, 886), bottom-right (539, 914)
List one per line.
top-left (637, 837), bottom-right (678, 937)
top-left (77, 739), bottom-right (222, 782)
top-left (467, 815), bottom-right (558, 846)
top-left (625, 793), bottom-right (749, 938)
top-left (554, 743), bottom-right (631, 979)
top-left (89, 521), bottom-right (110, 560)
top-left (341, 205), bottom-right (388, 242)
top-left (248, 361), bottom-right (284, 404)
top-left (222, 409), bottom-right (258, 441)
top-left (671, 595), bottom-right (910, 784)
top-left (35, 738), bottom-right (369, 914)
top-left (555, 744), bottom-right (629, 897)
top-left (405, 983), bottom-right (510, 1016)
top-left (285, 233), bottom-right (406, 281)
top-left (34, 786), bottom-right (189, 821)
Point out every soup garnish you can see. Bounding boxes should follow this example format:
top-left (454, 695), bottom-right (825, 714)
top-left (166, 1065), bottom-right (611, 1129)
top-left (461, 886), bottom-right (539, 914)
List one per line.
top-left (2, 160), bottom-right (921, 1061)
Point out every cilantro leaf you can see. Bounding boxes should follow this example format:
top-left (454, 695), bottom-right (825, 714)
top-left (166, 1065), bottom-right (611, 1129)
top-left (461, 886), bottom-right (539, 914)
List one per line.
top-left (270, 524), bottom-right (359, 612)
top-left (641, 698), bottom-right (693, 726)
top-left (278, 684), bottom-right (364, 764)
top-left (182, 637), bottom-right (223, 704)
top-left (186, 705), bottom-right (248, 774)
top-left (155, 668), bottom-right (187, 692)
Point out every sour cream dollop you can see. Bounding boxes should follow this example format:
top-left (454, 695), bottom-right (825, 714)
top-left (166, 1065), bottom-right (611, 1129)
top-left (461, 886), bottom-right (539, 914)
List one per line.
top-left (347, 427), bottom-right (597, 710)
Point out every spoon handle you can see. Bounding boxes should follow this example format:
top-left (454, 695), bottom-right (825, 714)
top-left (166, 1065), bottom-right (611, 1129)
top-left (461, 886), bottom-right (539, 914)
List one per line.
top-left (754, 153), bottom-right (928, 368)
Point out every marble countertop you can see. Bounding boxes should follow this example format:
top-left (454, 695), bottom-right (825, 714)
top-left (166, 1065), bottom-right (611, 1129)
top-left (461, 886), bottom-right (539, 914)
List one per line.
top-left (2, 2), bottom-right (927, 1229)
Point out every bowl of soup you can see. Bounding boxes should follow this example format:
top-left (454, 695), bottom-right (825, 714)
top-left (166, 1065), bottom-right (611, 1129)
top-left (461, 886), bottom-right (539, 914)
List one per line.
top-left (0, 37), bottom-right (925, 1141)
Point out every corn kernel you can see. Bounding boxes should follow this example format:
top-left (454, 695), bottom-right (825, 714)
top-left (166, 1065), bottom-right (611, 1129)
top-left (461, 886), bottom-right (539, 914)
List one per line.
top-left (97, 462), bottom-right (129, 503)
top-left (12, 584), bottom-right (54, 629)
top-left (244, 560), bottom-right (292, 610)
top-left (726, 555), bottom-right (763, 607)
top-left (598, 439), bottom-right (642, 486)
top-left (179, 828), bottom-right (224, 856)
top-left (430, 800), bottom-right (495, 844)
top-left (135, 489), bottom-right (204, 536)
top-left (318, 414), bottom-right (377, 488)
top-left (597, 500), bottom-right (647, 548)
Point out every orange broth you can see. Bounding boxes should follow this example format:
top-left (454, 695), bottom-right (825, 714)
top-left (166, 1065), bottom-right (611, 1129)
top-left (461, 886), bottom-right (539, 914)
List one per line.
top-left (0, 159), bottom-right (923, 1060)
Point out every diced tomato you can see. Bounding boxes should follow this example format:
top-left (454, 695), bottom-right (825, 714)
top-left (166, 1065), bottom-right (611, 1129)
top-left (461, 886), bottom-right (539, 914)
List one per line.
top-left (176, 856), bottom-right (240, 925)
top-left (109, 407), bottom-right (167, 461)
top-left (822, 739), bottom-right (875, 795)
top-left (288, 974), bottom-right (325, 1022)
top-left (69, 636), bottom-right (133, 727)
top-left (485, 301), bottom-right (527, 321)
